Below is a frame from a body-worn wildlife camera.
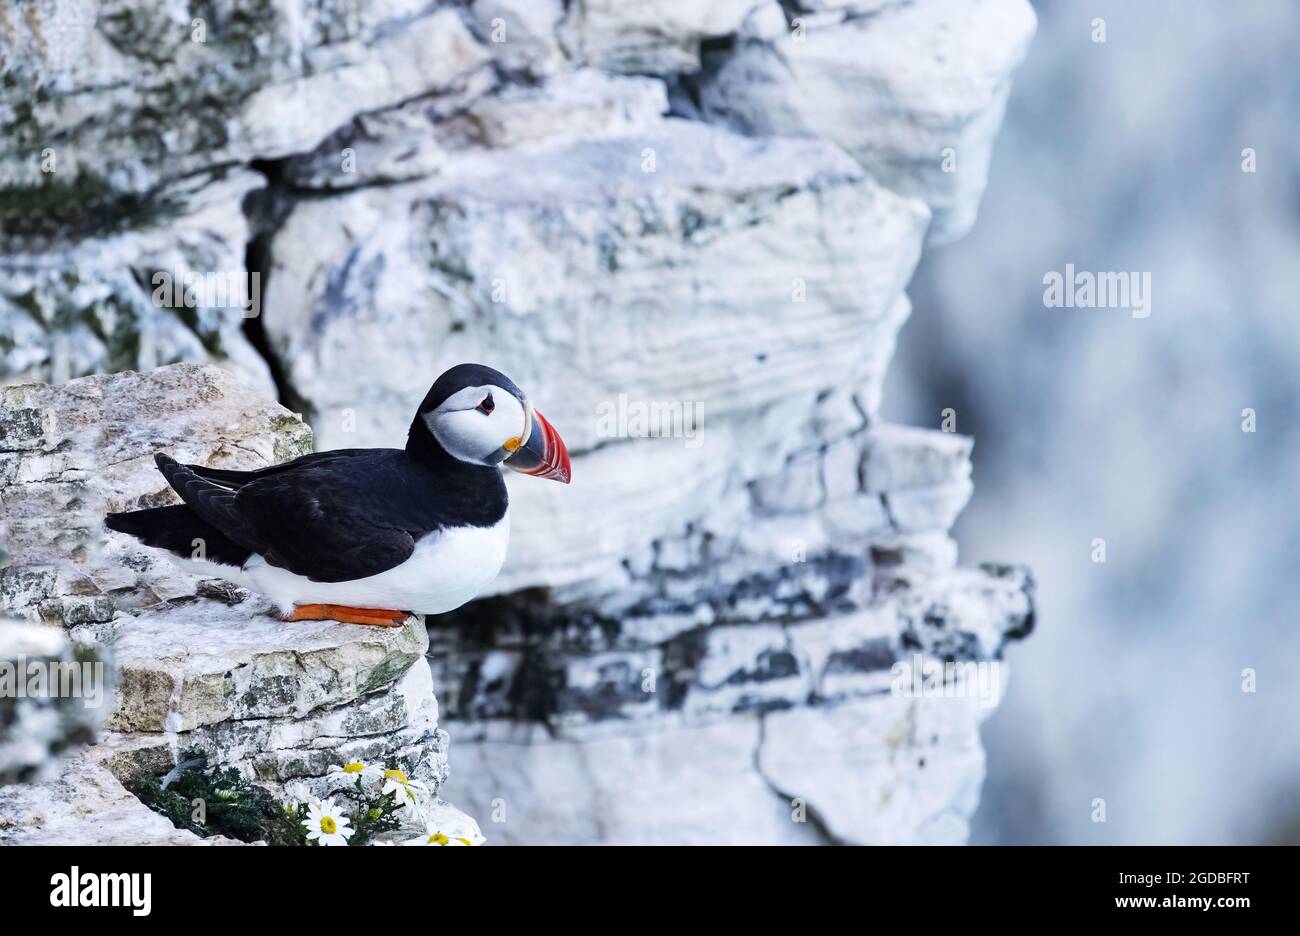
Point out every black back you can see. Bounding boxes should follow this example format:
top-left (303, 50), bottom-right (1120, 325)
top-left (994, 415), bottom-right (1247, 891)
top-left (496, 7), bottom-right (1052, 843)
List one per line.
top-left (153, 445), bottom-right (506, 583)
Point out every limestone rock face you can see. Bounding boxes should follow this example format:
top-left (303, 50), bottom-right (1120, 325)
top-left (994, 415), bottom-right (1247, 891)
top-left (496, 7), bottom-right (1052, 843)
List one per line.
top-left (0, 1), bottom-right (492, 202)
top-left (0, 0), bottom-right (493, 389)
top-left (558, 0), bottom-right (763, 73)
top-left (0, 611), bottom-right (466, 844)
top-left (280, 69), bottom-right (668, 190)
top-left (0, 171), bottom-right (272, 390)
top-left (0, 363), bottom-right (311, 625)
top-left (81, 600), bottom-right (451, 801)
top-left (699, 0), bottom-right (1038, 242)
top-left (0, 597), bottom-right (471, 845)
top-left (267, 122), bottom-right (923, 449)
top-left (444, 695), bottom-right (996, 846)
top-left (98, 599), bottom-right (428, 734)
top-left (431, 424), bottom-right (1034, 844)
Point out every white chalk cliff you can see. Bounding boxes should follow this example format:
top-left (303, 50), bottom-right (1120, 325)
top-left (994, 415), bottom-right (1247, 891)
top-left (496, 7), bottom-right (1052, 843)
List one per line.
top-left (1, 0), bottom-right (1036, 844)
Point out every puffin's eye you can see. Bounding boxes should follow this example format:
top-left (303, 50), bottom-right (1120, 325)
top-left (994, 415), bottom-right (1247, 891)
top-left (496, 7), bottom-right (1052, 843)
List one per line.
top-left (476, 393), bottom-right (495, 415)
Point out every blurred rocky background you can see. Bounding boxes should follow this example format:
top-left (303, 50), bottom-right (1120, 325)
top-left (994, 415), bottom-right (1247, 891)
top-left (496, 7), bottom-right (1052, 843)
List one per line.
top-left (3, 0), bottom-right (1053, 843)
top-left (884, 0), bottom-right (1300, 843)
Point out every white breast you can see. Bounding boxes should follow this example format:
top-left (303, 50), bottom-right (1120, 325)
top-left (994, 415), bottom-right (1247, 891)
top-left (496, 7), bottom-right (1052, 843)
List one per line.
top-left (240, 512), bottom-right (510, 615)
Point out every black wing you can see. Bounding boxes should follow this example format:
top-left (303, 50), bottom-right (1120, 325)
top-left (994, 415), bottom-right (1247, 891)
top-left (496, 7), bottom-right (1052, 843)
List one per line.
top-left (181, 449), bottom-right (364, 489)
top-left (154, 452), bottom-right (417, 583)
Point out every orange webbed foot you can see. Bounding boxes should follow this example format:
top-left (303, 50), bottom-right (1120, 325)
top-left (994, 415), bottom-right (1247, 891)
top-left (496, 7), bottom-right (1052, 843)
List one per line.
top-left (286, 604), bottom-right (410, 627)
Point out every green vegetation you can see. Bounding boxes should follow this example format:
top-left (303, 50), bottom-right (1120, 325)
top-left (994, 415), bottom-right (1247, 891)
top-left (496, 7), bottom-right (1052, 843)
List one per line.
top-left (126, 757), bottom-right (308, 845)
top-left (127, 752), bottom-right (413, 846)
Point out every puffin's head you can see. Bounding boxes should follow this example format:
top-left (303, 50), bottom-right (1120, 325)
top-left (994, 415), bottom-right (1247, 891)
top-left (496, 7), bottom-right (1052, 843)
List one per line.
top-left (411, 363), bottom-right (570, 483)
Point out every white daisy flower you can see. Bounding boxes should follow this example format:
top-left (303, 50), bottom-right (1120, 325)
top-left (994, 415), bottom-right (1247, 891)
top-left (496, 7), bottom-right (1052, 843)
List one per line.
top-left (329, 760), bottom-right (381, 782)
top-left (380, 768), bottom-right (429, 809)
top-left (402, 822), bottom-right (486, 847)
top-left (302, 798), bottom-right (355, 847)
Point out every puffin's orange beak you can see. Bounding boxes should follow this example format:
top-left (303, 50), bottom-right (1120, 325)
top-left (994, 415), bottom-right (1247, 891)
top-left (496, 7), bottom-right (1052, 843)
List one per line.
top-left (504, 406), bottom-right (571, 484)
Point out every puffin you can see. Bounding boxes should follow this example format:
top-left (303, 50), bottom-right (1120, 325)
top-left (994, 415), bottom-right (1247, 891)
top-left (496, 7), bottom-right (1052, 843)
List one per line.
top-left (105, 364), bottom-right (570, 626)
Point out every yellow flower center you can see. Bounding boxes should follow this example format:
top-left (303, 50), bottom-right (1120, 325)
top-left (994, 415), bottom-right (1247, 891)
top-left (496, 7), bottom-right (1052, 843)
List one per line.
top-left (320, 816), bottom-right (337, 835)
top-left (384, 769), bottom-right (409, 784)
top-left (429, 832), bottom-right (449, 845)
top-left (456, 837), bottom-right (472, 846)
top-left (342, 762), bottom-right (365, 774)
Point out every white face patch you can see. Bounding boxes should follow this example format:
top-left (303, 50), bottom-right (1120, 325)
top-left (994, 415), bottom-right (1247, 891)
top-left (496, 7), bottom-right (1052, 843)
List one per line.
top-left (423, 384), bottom-right (529, 466)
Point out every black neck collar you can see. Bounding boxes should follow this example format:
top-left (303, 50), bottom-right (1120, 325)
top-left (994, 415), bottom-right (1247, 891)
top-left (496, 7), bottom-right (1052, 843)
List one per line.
top-left (405, 418), bottom-right (488, 474)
